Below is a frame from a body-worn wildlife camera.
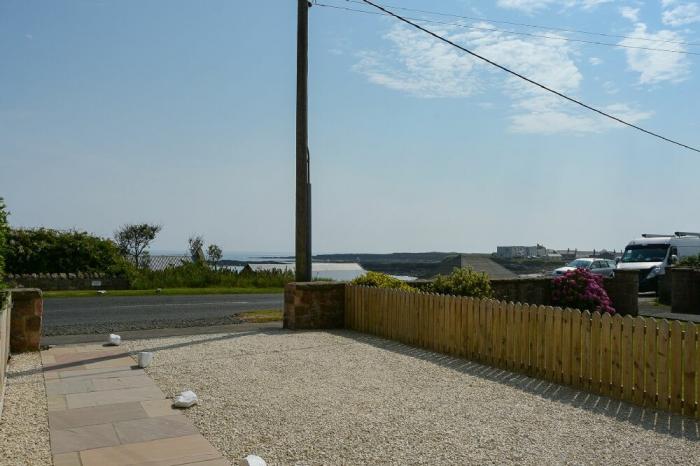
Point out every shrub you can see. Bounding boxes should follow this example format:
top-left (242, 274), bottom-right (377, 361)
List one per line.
top-left (678, 254), bottom-right (700, 268)
top-left (6, 228), bottom-right (132, 276)
top-left (351, 271), bottom-right (415, 292)
top-left (429, 267), bottom-right (493, 298)
top-left (551, 268), bottom-right (615, 314)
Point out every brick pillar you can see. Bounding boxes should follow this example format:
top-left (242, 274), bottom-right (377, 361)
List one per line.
top-left (10, 288), bottom-right (43, 352)
top-left (284, 282), bottom-right (346, 330)
top-left (671, 268), bottom-right (700, 315)
top-left (604, 270), bottom-right (639, 316)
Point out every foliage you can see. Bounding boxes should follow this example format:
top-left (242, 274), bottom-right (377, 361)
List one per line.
top-left (5, 227), bottom-right (132, 275)
top-left (114, 223), bottom-right (161, 268)
top-left (188, 235), bottom-right (205, 263)
top-left (551, 268), bottom-right (615, 314)
top-left (351, 271), bottom-right (415, 292)
top-left (429, 267), bottom-right (493, 298)
top-left (678, 254), bottom-right (700, 268)
top-left (207, 244), bottom-right (223, 268)
top-left (129, 261), bottom-right (293, 289)
top-left (0, 198), bottom-right (8, 284)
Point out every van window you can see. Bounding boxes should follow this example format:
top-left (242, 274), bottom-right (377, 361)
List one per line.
top-left (621, 244), bottom-right (669, 263)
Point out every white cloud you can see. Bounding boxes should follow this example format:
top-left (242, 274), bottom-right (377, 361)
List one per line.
top-left (353, 27), bottom-right (480, 98)
top-left (620, 6), bottom-right (640, 22)
top-left (589, 57), bottom-right (604, 65)
top-left (662, 2), bottom-right (700, 26)
top-left (618, 24), bottom-right (691, 83)
top-left (355, 24), bottom-right (652, 135)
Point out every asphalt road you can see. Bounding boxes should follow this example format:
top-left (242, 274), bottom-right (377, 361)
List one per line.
top-left (42, 293), bottom-right (283, 336)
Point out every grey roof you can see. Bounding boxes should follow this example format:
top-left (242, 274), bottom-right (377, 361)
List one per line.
top-left (147, 255), bottom-right (193, 271)
top-left (438, 254), bottom-right (517, 280)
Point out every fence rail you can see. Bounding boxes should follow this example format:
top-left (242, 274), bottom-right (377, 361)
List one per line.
top-left (345, 285), bottom-right (699, 418)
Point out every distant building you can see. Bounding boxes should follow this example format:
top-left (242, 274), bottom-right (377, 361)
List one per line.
top-left (241, 262), bottom-right (366, 281)
top-left (496, 244), bottom-right (547, 259)
top-left (146, 255), bottom-right (193, 271)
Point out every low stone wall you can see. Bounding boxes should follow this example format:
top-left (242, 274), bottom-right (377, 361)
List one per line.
top-left (490, 277), bottom-right (552, 306)
top-left (485, 271), bottom-right (639, 315)
top-left (284, 282), bottom-right (346, 330)
top-left (670, 268), bottom-right (700, 315)
top-left (0, 292), bottom-right (11, 420)
top-left (10, 289), bottom-right (43, 352)
top-left (6, 273), bottom-right (129, 291)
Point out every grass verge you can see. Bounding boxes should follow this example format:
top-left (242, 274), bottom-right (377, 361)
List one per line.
top-left (237, 309), bottom-right (283, 323)
top-left (43, 287), bottom-right (283, 299)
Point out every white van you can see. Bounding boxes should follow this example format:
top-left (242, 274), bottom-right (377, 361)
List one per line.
top-left (617, 232), bottom-right (700, 292)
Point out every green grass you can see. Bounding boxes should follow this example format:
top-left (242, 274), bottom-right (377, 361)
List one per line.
top-left (43, 287), bottom-right (283, 299)
top-left (238, 309), bottom-right (283, 323)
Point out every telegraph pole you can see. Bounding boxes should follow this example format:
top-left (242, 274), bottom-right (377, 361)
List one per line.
top-left (296, 0), bottom-right (312, 282)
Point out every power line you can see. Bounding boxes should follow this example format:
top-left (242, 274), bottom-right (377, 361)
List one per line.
top-left (339, 0), bottom-right (700, 48)
top-left (315, 2), bottom-right (700, 56)
top-left (354, 0), bottom-right (700, 154)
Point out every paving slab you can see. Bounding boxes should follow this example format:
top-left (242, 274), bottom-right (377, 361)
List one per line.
top-left (41, 344), bottom-right (229, 465)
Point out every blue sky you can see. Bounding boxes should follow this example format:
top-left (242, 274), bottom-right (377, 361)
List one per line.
top-left (1, 0), bottom-right (698, 255)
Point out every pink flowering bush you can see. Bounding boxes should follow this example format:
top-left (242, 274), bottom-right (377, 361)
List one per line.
top-left (551, 268), bottom-right (615, 314)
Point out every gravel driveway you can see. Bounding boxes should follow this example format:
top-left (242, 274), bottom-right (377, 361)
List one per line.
top-left (126, 329), bottom-right (700, 465)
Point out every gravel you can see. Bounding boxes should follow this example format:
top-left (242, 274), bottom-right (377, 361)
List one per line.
top-left (126, 329), bottom-right (700, 465)
top-left (0, 352), bottom-right (51, 465)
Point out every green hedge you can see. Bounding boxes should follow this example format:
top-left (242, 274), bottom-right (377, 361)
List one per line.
top-left (351, 271), bottom-right (415, 292)
top-left (429, 267), bottom-right (493, 298)
top-left (6, 228), bottom-right (131, 275)
top-left (130, 262), bottom-right (293, 289)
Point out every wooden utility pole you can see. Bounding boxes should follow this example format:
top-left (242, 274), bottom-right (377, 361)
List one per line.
top-left (296, 0), bottom-right (312, 282)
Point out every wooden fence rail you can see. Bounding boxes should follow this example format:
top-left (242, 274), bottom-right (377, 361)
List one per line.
top-left (344, 285), bottom-right (699, 418)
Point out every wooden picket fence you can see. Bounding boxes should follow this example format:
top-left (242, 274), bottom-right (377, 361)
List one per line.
top-left (345, 285), bottom-right (700, 418)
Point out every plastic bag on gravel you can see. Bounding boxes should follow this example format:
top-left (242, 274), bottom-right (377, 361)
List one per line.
top-left (239, 455), bottom-right (267, 466)
top-left (172, 390), bottom-right (198, 408)
top-left (107, 334), bottom-right (121, 346)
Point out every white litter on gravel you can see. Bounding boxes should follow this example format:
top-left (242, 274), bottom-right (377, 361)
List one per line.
top-left (127, 330), bottom-right (700, 465)
top-left (0, 352), bottom-right (51, 465)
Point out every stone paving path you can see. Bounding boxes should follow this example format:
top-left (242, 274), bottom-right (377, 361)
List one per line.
top-left (41, 344), bottom-right (229, 466)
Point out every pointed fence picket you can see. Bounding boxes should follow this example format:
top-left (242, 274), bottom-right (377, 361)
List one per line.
top-left (345, 285), bottom-right (699, 419)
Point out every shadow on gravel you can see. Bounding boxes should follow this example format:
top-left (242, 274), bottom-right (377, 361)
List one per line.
top-left (333, 329), bottom-right (700, 442)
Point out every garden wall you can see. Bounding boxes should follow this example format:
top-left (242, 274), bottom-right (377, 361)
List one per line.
top-left (5, 273), bottom-right (129, 291)
top-left (671, 268), bottom-right (700, 315)
top-left (0, 293), bottom-right (11, 420)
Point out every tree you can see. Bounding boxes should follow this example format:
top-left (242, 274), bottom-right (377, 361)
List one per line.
top-left (207, 244), bottom-right (222, 270)
top-left (188, 235), bottom-right (205, 263)
top-left (114, 223), bottom-right (161, 269)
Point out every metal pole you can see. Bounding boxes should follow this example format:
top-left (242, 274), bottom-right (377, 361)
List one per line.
top-left (296, 0), bottom-right (312, 282)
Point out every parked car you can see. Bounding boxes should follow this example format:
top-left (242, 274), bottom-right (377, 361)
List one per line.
top-left (551, 258), bottom-right (616, 277)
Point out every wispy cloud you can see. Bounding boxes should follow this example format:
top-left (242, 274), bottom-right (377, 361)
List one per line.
top-left (620, 6), bottom-right (640, 22)
top-left (618, 24), bottom-right (692, 83)
top-left (662, 2), bottom-right (700, 26)
top-left (355, 24), bottom-right (652, 135)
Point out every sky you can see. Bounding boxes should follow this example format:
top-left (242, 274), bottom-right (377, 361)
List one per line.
top-left (1, 0), bottom-right (699, 255)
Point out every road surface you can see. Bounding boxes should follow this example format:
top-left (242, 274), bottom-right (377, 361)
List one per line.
top-left (42, 293), bottom-right (283, 336)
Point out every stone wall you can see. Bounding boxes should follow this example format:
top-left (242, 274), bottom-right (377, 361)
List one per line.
top-left (0, 292), bottom-right (11, 420)
top-left (670, 268), bottom-right (700, 315)
top-left (6, 273), bottom-right (129, 291)
top-left (9, 288), bottom-right (43, 352)
top-left (490, 271), bottom-right (639, 315)
top-left (284, 282), bottom-right (346, 330)
top-left (490, 277), bottom-right (552, 306)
